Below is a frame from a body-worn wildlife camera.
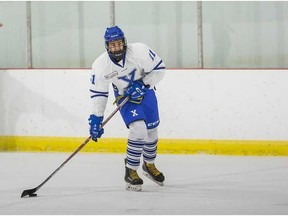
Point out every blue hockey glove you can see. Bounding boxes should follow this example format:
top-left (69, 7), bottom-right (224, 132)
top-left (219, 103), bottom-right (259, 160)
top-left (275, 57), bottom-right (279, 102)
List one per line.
top-left (88, 114), bottom-right (104, 141)
top-left (124, 80), bottom-right (149, 100)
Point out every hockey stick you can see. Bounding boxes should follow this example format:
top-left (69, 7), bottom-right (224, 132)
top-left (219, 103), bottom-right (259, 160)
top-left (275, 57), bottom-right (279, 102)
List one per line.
top-left (21, 96), bottom-right (129, 198)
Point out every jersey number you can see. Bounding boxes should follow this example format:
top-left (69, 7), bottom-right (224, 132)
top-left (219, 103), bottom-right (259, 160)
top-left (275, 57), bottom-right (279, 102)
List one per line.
top-left (91, 75), bottom-right (96, 85)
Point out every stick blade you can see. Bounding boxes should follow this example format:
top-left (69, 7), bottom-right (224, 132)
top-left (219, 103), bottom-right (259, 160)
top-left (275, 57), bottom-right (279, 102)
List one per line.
top-left (21, 188), bottom-right (37, 198)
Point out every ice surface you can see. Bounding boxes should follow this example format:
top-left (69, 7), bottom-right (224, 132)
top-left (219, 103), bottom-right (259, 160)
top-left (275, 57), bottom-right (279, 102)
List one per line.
top-left (0, 152), bottom-right (288, 214)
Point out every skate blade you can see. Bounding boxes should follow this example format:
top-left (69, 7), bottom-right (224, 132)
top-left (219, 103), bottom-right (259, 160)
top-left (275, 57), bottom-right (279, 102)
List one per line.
top-left (126, 183), bottom-right (142, 192)
top-left (143, 171), bottom-right (164, 186)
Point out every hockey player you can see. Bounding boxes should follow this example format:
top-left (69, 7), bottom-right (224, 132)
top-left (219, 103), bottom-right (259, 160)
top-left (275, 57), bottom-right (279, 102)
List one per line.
top-left (89, 26), bottom-right (165, 191)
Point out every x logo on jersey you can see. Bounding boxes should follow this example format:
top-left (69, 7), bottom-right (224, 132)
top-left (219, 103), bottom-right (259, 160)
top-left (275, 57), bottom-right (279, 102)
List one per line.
top-left (131, 110), bottom-right (138, 117)
top-left (118, 68), bottom-right (136, 85)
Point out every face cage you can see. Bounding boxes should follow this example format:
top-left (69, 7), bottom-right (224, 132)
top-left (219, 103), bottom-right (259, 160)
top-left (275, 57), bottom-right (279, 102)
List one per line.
top-left (105, 38), bottom-right (127, 61)
top-left (105, 38), bottom-right (127, 52)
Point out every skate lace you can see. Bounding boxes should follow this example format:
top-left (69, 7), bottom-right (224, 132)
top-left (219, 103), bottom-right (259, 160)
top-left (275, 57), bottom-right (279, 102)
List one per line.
top-left (147, 163), bottom-right (160, 176)
top-left (130, 170), bottom-right (141, 180)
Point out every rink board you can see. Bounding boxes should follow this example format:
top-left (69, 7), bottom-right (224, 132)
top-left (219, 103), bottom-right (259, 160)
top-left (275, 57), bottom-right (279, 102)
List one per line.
top-left (1, 69), bottom-right (288, 156)
top-left (0, 136), bottom-right (288, 156)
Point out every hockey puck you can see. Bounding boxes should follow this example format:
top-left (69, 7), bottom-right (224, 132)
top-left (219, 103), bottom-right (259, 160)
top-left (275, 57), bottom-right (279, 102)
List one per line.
top-left (29, 194), bottom-right (37, 197)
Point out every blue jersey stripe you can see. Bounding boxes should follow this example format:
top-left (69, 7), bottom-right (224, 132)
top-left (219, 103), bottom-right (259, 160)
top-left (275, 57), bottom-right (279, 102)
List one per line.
top-left (90, 89), bottom-right (109, 94)
top-left (152, 60), bottom-right (165, 71)
top-left (90, 94), bottom-right (108, 98)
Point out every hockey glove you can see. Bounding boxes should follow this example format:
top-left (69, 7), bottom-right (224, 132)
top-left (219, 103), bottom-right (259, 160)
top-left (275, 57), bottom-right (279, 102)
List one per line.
top-left (124, 80), bottom-right (149, 100)
top-left (88, 114), bottom-right (104, 141)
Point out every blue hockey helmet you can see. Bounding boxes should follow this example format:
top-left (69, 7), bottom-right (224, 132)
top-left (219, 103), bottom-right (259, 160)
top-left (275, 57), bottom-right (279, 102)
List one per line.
top-left (104, 26), bottom-right (125, 42)
top-left (104, 26), bottom-right (127, 62)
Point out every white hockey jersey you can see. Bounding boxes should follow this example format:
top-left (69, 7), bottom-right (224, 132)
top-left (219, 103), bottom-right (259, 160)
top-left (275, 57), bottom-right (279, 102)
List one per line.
top-left (90, 43), bottom-right (165, 117)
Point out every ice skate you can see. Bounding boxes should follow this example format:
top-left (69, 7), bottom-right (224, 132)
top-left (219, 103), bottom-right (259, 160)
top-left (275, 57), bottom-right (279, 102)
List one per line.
top-left (142, 161), bottom-right (165, 186)
top-left (124, 159), bottom-right (143, 191)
